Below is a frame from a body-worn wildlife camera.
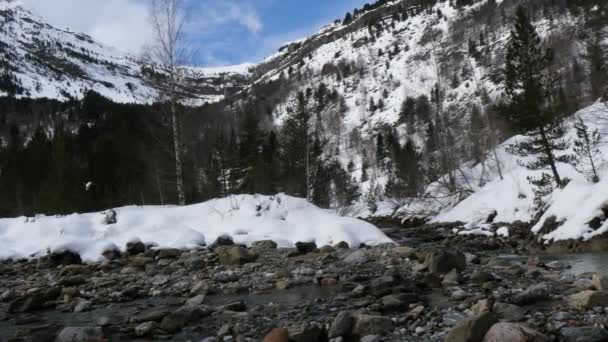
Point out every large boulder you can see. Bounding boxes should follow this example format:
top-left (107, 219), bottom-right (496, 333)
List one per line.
top-left (591, 274), bottom-right (608, 291)
top-left (425, 251), bottom-right (466, 274)
top-left (295, 241), bottom-right (317, 254)
top-left (492, 302), bottom-right (526, 322)
top-left (567, 290), bottom-right (608, 310)
top-left (8, 287), bottom-right (61, 313)
top-left (329, 311), bottom-right (354, 338)
top-left (49, 250), bottom-right (82, 267)
top-left (215, 246), bottom-right (258, 266)
top-left (160, 306), bottom-right (209, 333)
top-left (445, 312), bottom-right (497, 342)
top-left (510, 283), bottom-right (550, 305)
top-left (352, 313), bottom-right (393, 337)
top-left (482, 323), bottom-right (549, 342)
top-left (263, 328), bottom-right (289, 342)
top-left (55, 327), bottom-right (104, 342)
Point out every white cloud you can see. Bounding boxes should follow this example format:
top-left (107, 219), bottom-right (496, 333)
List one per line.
top-left (18, 0), bottom-right (264, 58)
top-left (19, 0), bottom-right (153, 54)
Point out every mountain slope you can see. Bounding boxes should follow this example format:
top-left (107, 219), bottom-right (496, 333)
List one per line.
top-left (0, 0), bottom-right (251, 103)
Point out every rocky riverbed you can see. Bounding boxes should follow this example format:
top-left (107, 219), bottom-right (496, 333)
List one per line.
top-left (1, 224), bottom-right (608, 342)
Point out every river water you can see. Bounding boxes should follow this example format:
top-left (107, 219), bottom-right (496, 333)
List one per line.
top-left (500, 252), bottom-right (608, 275)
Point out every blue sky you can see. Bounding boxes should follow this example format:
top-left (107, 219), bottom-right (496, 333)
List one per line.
top-left (21, 0), bottom-right (369, 66)
top-left (184, 0), bottom-right (370, 65)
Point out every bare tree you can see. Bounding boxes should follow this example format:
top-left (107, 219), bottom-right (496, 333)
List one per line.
top-left (150, 0), bottom-right (188, 205)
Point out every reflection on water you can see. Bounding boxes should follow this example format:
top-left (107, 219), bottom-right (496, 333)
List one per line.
top-left (500, 253), bottom-right (608, 275)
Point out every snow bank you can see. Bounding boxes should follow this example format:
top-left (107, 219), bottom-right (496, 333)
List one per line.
top-left (0, 194), bottom-right (393, 261)
top-left (433, 102), bottom-right (608, 242)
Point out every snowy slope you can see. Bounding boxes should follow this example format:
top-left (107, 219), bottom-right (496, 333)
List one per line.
top-left (0, 194), bottom-right (393, 261)
top-left (433, 102), bottom-right (608, 242)
top-left (0, 1), bottom-right (250, 103)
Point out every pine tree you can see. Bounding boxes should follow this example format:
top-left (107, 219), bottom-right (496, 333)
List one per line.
top-left (502, 6), bottom-right (570, 188)
top-left (571, 116), bottom-right (602, 183)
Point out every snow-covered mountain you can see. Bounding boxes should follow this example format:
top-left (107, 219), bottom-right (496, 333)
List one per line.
top-left (0, 0), bottom-right (252, 103)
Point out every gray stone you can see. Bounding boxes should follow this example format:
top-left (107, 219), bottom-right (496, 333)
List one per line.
top-left (126, 241), bottom-right (145, 255)
top-left (352, 314), bottom-right (393, 337)
top-left (380, 293), bottom-right (420, 312)
top-left (190, 280), bottom-right (210, 296)
top-left (482, 323), bottom-right (549, 342)
top-left (510, 283), bottom-right (550, 305)
top-left (360, 335), bottom-right (381, 342)
top-left (73, 300), bottom-right (92, 313)
top-left (185, 294), bottom-right (205, 306)
top-left (55, 327), bottom-right (104, 342)
top-left (492, 302), bottom-right (526, 322)
top-left (135, 321), bottom-right (158, 337)
top-left (295, 241), bottom-right (317, 254)
top-left (288, 322), bottom-right (326, 342)
top-left (560, 326), bottom-right (608, 342)
top-left (443, 268), bottom-right (460, 286)
top-left (470, 271), bottom-right (494, 283)
top-left (343, 249), bottom-right (369, 264)
top-left (425, 251), bottom-right (466, 274)
top-left (329, 311), bottom-right (353, 338)
top-left (445, 312), bottom-right (497, 342)
top-left (160, 306), bottom-right (209, 333)
top-left (591, 274), bottom-right (608, 291)
top-left (215, 246), bottom-right (258, 266)
top-left (568, 290), bottom-right (608, 310)
top-left (252, 240), bottom-right (278, 249)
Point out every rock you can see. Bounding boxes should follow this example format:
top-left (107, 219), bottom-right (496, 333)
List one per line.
top-left (55, 327), bottom-right (104, 342)
top-left (319, 245), bottom-right (336, 254)
top-left (74, 300), bottom-right (92, 313)
top-left (8, 288), bottom-right (60, 313)
top-left (1, 289), bottom-right (15, 302)
top-left (335, 241), bottom-right (350, 249)
top-left (445, 312), bottom-right (497, 342)
top-left (392, 246), bottom-right (416, 258)
top-left (559, 326), bottom-right (608, 342)
top-left (217, 324), bottom-right (232, 337)
top-left (134, 310), bottom-right (170, 323)
top-left (190, 280), bottom-right (210, 296)
top-left (276, 279), bottom-right (290, 290)
top-left (288, 322), bottom-right (326, 342)
top-left (369, 275), bottom-right (395, 297)
top-left (380, 293), bottom-right (419, 312)
top-left (59, 276), bottom-right (86, 286)
top-left (215, 246), bottom-right (258, 266)
top-left (102, 246), bottom-right (121, 260)
top-left (443, 311), bottom-right (467, 326)
top-left (510, 283), bottom-right (550, 305)
top-left (223, 300), bottom-right (247, 312)
top-left (591, 274), bottom-right (608, 290)
top-left (482, 323), bottom-right (549, 342)
top-left (185, 294), bottom-right (205, 306)
top-left (425, 251), bottom-right (466, 274)
top-left (360, 336), bottom-right (381, 342)
top-left (126, 241), bottom-right (146, 255)
top-left (352, 314), bottom-right (393, 337)
top-left (252, 240), bottom-right (278, 249)
top-left (263, 328), bottom-right (289, 342)
top-left (157, 248), bottom-right (182, 259)
top-left (471, 299), bottom-right (492, 315)
top-left (135, 321), bottom-right (158, 337)
top-left (160, 306), bottom-right (208, 333)
top-left (465, 253), bottom-right (481, 265)
top-left (567, 290), bottom-right (608, 310)
top-left (320, 277), bottom-right (338, 286)
top-left (49, 250), bottom-right (82, 266)
top-left (451, 289), bottom-right (468, 301)
top-left (343, 249), bottom-right (369, 264)
top-left (492, 302), bottom-right (526, 322)
top-left (406, 305), bottom-right (425, 320)
top-left (102, 209), bottom-right (117, 224)
top-left (573, 278), bottom-right (593, 289)
top-left (329, 311), bottom-right (354, 338)
top-left (443, 268), bottom-right (460, 286)
top-left (470, 271), bottom-right (494, 283)
top-left (295, 241), bottom-right (317, 254)
top-left (545, 260), bottom-right (569, 270)
top-left (214, 234), bottom-right (235, 247)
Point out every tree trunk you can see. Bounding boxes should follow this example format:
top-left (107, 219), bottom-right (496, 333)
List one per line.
top-left (539, 126), bottom-right (562, 186)
top-left (171, 100), bottom-right (186, 205)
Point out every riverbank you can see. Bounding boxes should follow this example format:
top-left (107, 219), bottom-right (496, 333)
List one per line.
top-left (1, 224), bottom-right (608, 341)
